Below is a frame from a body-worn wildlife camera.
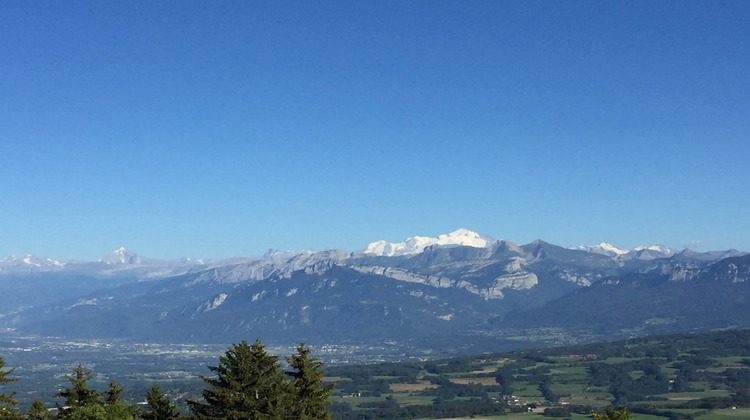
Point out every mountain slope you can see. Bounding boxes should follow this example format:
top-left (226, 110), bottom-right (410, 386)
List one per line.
top-left (500, 254), bottom-right (750, 335)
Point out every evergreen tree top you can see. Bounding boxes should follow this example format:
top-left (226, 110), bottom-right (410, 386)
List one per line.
top-left (188, 339), bottom-right (335, 420)
top-left (0, 356), bottom-right (20, 414)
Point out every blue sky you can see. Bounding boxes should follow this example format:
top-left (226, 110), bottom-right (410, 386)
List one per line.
top-left (1, 1), bottom-right (748, 260)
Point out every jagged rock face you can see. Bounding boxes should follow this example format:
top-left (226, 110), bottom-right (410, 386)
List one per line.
top-left (723, 262), bottom-right (750, 283)
top-left (692, 255), bottom-right (750, 283)
top-left (197, 293), bottom-right (228, 313)
top-left (492, 272), bottom-right (538, 293)
top-left (668, 255), bottom-right (750, 284)
top-left (350, 265), bottom-right (457, 288)
top-left (189, 263), bottom-right (276, 284)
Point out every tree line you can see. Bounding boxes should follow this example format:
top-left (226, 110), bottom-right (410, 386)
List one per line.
top-left (0, 340), bottom-right (333, 420)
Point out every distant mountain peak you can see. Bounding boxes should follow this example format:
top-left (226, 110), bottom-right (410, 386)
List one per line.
top-left (570, 242), bottom-right (629, 257)
top-left (437, 228), bottom-right (490, 243)
top-left (596, 242), bottom-right (629, 255)
top-left (99, 247), bottom-right (142, 265)
top-left (633, 244), bottom-right (676, 255)
top-left (571, 242), bottom-right (678, 260)
top-left (363, 229), bottom-right (494, 256)
top-left (0, 254), bottom-right (65, 268)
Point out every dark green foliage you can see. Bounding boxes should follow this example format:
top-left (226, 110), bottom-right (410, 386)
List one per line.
top-left (493, 366), bottom-right (514, 395)
top-left (188, 339), bottom-right (336, 419)
top-left (543, 406), bottom-right (571, 417)
top-left (424, 358), bottom-right (476, 375)
top-left (105, 380), bottom-right (124, 404)
top-left (333, 397), bottom-right (506, 419)
top-left (418, 381), bottom-right (493, 399)
top-left (722, 368), bottom-right (750, 390)
top-left (0, 357), bottom-right (19, 415)
top-left (54, 365), bottom-right (137, 420)
top-left (586, 358), bottom-right (670, 404)
top-left (62, 402), bottom-right (135, 420)
top-left (0, 411), bottom-right (25, 420)
top-left (326, 402), bottom-right (351, 417)
top-left (327, 362), bottom-right (420, 381)
top-left (538, 377), bottom-right (560, 403)
top-left (143, 384), bottom-right (179, 420)
top-left (27, 400), bottom-right (50, 420)
top-left (285, 342), bottom-right (334, 419)
top-left (591, 405), bottom-right (633, 420)
top-left (188, 339), bottom-right (289, 419)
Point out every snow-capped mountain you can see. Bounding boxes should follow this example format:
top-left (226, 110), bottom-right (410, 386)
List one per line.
top-left (570, 242), bottom-right (630, 257)
top-left (633, 245), bottom-right (677, 257)
top-left (99, 247), bottom-right (143, 265)
top-left (0, 254), bottom-right (66, 273)
top-left (363, 228), bottom-right (495, 256)
top-left (570, 242), bottom-right (678, 260)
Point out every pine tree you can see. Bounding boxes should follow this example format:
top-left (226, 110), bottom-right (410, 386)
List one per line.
top-left (54, 365), bottom-right (102, 417)
top-left (188, 339), bottom-right (288, 419)
top-left (0, 408), bottom-right (24, 420)
top-left (0, 356), bottom-right (21, 419)
top-left (52, 365), bottom-right (136, 420)
top-left (143, 384), bottom-right (179, 420)
top-left (104, 380), bottom-right (140, 419)
top-left (27, 400), bottom-right (49, 420)
top-left (104, 380), bottom-right (123, 404)
top-left (285, 342), bottom-right (334, 420)
top-left (62, 403), bottom-right (134, 420)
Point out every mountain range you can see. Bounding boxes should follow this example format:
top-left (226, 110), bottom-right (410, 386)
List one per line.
top-left (1, 229), bottom-right (747, 354)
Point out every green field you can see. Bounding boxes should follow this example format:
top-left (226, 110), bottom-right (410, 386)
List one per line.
top-left (698, 408), bottom-right (750, 419)
top-left (325, 329), bottom-right (750, 419)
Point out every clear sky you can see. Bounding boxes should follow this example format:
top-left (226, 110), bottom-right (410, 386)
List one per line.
top-left (1, 1), bottom-right (748, 260)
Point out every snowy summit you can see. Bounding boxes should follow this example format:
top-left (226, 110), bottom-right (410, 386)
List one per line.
top-left (570, 242), bottom-right (630, 257)
top-left (99, 247), bottom-right (143, 265)
top-left (363, 228), bottom-right (494, 257)
top-left (0, 254), bottom-right (65, 268)
top-left (571, 242), bottom-right (678, 260)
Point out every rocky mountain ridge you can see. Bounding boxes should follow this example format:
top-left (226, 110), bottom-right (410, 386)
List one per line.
top-left (1, 230), bottom-right (747, 352)
top-left (2, 229), bottom-right (720, 276)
